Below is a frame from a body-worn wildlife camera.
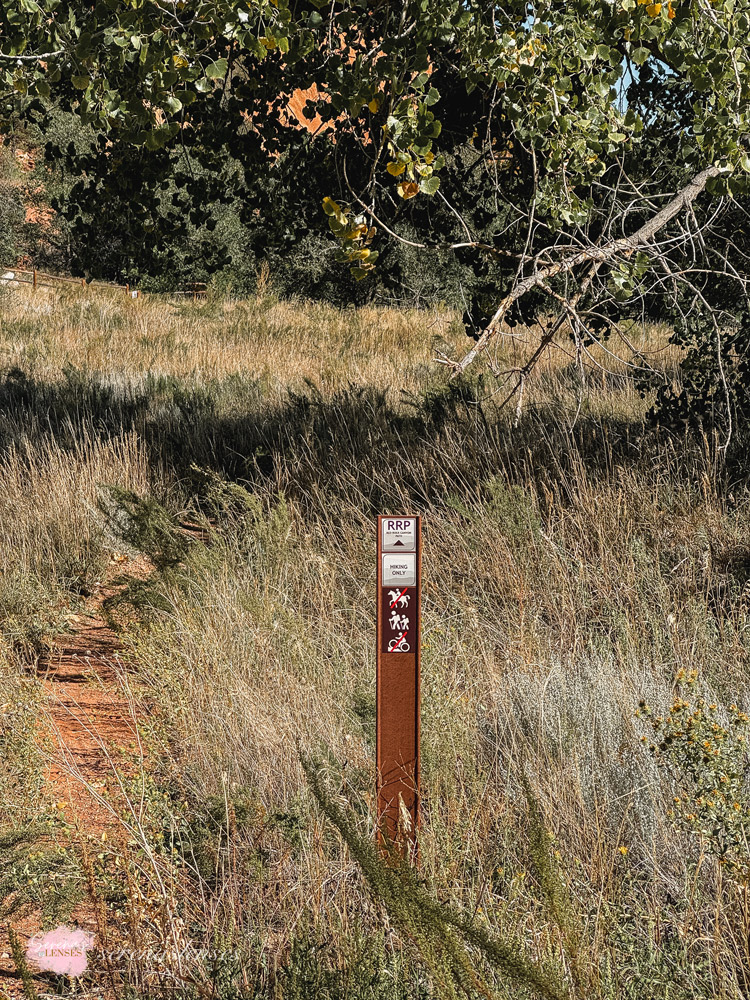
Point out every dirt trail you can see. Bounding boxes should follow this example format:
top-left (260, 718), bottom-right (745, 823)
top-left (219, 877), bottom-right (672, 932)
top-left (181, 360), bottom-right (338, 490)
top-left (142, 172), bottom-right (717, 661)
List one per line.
top-left (0, 557), bottom-right (151, 997)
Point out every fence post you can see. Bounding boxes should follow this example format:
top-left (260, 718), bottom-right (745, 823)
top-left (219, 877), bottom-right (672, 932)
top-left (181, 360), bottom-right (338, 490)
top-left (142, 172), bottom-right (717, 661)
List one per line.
top-left (33, 268), bottom-right (37, 290)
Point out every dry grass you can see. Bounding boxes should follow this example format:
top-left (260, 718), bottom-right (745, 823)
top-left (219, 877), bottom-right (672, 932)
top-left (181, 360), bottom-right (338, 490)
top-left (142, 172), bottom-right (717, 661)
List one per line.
top-left (0, 283), bottom-right (678, 391)
top-left (1, 283), bottom-right (748, 998)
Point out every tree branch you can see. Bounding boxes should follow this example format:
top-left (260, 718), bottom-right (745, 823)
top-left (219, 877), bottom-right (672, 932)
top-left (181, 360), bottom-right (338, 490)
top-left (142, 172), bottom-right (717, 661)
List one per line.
top-left (450, 165), bottom-right (722, 377)
top-left (0, 50), bottom-right (65, 61)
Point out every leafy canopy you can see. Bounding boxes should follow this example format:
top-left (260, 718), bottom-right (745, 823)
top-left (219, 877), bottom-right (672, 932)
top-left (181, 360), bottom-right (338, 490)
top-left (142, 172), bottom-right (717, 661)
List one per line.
top-left (3, 1), bottom-right (748, 197)
top-left (2, 1), bottom-right (750, 415)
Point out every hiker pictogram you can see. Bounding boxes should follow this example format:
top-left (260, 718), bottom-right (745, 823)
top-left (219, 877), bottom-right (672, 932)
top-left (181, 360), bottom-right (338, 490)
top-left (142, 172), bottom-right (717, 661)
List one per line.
top-left (389, 611), bottom-right (410, 631)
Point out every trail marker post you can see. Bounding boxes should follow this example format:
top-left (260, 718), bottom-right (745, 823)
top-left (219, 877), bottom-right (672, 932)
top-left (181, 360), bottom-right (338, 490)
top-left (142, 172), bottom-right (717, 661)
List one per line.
top-left (376, 515), bottom-right (421, 854)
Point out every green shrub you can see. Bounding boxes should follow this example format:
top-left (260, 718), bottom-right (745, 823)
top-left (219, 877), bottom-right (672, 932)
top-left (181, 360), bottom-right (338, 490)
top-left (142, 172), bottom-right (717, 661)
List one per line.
top-left (639, 674), bottom-right (750, 874)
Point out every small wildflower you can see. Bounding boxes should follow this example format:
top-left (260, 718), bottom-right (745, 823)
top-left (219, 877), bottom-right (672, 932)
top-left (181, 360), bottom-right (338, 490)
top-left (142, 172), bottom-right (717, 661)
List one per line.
top-left (618, 846), bottom-right (628, 856)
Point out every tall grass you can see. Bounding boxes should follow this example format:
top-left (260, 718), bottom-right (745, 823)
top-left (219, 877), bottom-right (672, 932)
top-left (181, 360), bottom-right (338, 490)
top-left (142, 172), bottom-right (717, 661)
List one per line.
top-left (1, 284), bottom-right (749, 997)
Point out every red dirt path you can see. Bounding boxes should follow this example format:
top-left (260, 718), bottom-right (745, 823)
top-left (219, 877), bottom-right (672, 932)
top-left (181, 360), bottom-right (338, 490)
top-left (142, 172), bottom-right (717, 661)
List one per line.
top-left (0, 556), bottom-right (151, 997)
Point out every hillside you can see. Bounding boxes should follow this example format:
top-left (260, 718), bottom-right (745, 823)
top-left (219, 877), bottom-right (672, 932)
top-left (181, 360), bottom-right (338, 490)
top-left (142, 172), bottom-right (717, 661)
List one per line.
top-left (0, 285), bottom-right (749, 999)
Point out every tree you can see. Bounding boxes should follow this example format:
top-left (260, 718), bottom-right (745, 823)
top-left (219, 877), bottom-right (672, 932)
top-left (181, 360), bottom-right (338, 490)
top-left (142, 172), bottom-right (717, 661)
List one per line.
top-left (2, 1), bottom-right (749, 434)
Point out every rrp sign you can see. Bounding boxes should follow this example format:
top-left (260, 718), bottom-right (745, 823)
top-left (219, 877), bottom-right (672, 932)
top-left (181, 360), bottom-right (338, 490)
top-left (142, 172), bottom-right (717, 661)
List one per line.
top-left (382, 517), bottom-right (417, 552)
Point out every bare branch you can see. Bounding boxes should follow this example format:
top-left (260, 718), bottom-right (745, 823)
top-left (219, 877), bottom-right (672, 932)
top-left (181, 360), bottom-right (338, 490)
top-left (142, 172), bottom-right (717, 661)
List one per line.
top-left (0, 49), bottom-right (65, 61)
top-left (451, 165), bottom-right (722, 377)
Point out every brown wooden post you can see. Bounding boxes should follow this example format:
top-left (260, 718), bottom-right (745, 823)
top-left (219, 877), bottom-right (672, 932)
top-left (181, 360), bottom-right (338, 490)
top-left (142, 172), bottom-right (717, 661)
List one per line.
top-left (376, 515), bottom-right (421, 856)
top-left (33, 268), bottom-right (37, 290)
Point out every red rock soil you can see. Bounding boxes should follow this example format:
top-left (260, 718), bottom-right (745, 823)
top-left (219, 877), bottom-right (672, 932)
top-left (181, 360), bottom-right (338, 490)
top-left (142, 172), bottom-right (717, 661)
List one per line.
top-left (0, 554), bottom-right (153, 999)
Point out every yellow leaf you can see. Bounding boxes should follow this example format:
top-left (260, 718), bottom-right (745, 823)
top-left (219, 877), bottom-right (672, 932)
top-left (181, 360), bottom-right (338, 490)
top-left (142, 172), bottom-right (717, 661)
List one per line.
top-left (397, 181), bottom-right (419, 200)
top-left (667, 0), bottom-right (676, 15)
top-left (322, 196), bottom-right (342, 217)
top-left (646, 2), bottom-right (661, 13)
top-left (387, 161), bottom-right (406, 176)
top-left (368, 98), bottom-right (379, 113)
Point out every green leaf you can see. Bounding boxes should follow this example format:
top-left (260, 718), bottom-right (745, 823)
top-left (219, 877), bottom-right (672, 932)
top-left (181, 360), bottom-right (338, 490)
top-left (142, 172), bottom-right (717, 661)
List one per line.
top-left (145, 130), bottom-right (166, 150)
top-left (205, 58), bottom-right (228, 79)
top-left (71, 75), bottom-right (89, 89)
top-left (631, 47), bottom-right (650, 67)
top-left (419, 175), bottom-right (440, 195)
top-left (424, 86), bottom-right (440, 106)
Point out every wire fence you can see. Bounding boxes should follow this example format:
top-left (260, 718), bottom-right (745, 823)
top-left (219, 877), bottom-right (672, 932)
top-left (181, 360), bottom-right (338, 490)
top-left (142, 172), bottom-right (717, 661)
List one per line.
top-left (0, 268), bottom-right (208, 300)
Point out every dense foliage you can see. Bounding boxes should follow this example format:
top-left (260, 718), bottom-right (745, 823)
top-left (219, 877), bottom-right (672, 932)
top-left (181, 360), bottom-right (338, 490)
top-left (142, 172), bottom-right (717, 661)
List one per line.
top-left (1, 0), bottom-right (749, 425)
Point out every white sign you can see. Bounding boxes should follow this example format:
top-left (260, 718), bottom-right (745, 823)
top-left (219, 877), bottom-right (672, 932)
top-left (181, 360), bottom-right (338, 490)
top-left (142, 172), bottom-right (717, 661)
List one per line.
top-left (382, 553), bottom-right (416, 587)
top-left (382, 517), bottom-right (417, 552)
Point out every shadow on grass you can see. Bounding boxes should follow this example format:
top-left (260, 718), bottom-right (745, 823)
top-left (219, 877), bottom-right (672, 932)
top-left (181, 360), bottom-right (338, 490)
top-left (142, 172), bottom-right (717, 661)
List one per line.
top-left (0, 364), bottom-right (720, 514)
